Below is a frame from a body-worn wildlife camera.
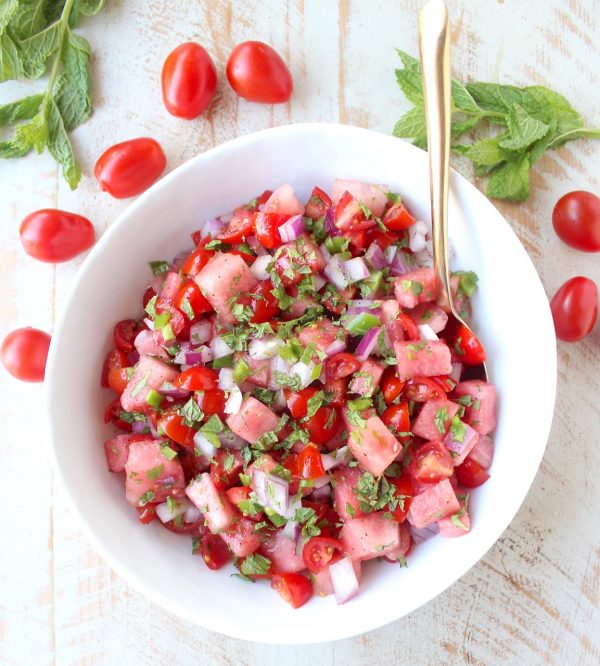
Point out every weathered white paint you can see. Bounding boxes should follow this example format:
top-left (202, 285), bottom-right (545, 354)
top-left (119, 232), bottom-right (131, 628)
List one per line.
top-left (1, 0), bottom-right (599, 663)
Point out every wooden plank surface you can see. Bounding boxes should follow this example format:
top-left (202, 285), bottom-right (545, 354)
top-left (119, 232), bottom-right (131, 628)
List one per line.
top-left (1, 0), bottom-right (599, 663)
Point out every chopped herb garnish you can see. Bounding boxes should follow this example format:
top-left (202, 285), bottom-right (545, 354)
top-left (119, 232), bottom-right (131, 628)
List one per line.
top-left (179, 398), bottom-right (203, 427)
top-left (449, 416), bottom-right (467, 442)
top-left (160, 444), bottom-right (178, 461)
top-left (130, 371), bottom-right (151, 398)
top-left (240, 553), bottom-right (271, 576)
top-left (149, 260), bottom-right (169, 276)
top-left (138, 490), bottom-right (155, 506)
top-left (434, 407), bottom-right (450, 434)
top-left (146, 464), bottom-right (164, 481)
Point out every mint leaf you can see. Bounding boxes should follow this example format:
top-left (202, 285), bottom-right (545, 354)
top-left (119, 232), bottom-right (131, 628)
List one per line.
top-left (486, 155), bottom-right (530, 201)
top-left (0, 0), bottom-right (19, 32)
top-left (0, 93), bottom-right (43, 125)
top-left (450, 79), bottom-right (480, 114)
top-left (54, 30), bottom-right (92, 130)
top-left (393, 107), bottom-right (427, 148)
top-left (394, 67), bottom-right (423, 105)
top-left (460, 138), bottom-right (506, 167)
top-left (499, 103), bottom-right (549, 151)
top-left (0, 30), bottom-right (24, 80)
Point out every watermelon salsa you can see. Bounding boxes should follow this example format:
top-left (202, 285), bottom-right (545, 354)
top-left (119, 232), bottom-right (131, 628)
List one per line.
top-left (101, 180), bottom-right (496, 608)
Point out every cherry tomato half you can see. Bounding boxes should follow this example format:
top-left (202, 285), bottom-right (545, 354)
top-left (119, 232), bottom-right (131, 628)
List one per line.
top-left (254, 212), bottom-right (287, 249)
top-left (382, 201), bottom-right (416, 231)
top-left (550, 276), bottom-right (598, 342)
top-left (174, 281), bottom-right (213, 318)
top-left (161, 42), bottom-right (217, 119)
top-left (175, 366), bottom-right (218, 391)
top-left (403, 377), bottom-right (445, 402)
top-left (304, 186), bottom-right (332, 220)
top-left (552, 190), bottom-right (600, 253)
top-left (455, 457), bottom-right (490, 488)
top-left (216, 208), bottom-right (255, 243)
top-left (94, 137), bottom-right (166, 199)
top-left (226, 41), bottom-right (293, 104)
top-left (1, 327), bottom-right (51, 382)
top-left (381, 402), bottom-right (411, 440)
top-left (210, 449), bottom-right (243, 489)
top-left (200, 534), bottom-right (231, 570)
top-left (306, 407), bottom-right (340, 445)
top-left (248, 280), bottom-right (280, 323)
top-left (380, 367), bottom-right (405, 404)
top-left (325, 352), bottom-right (361, 381)
top-left (408, 441), bottom-right (454, 483)
top-left (19, 209), bottom-right (95, 263)
top-left (388, 474), bottom-right (414, 522)
top-left (295, 443), bottom-right (326, 479)
top-left (302, 536), bottom-right (343, 573)
top-left (114, 319), bottom-right (139, 353)
top-left (104, 397), bottom-right (133, 432)
top-left (286, 387), bottom-right (317, 418)
top-left (158, 412), bottom-right (195, 448)
top-left (101, 348), bottom-right (128, 388)
top-left (181, 247), bottom-right (214, 276)
top-left (451, 324), bottom-right (486, 365)
top-left (196, 388), bottom-right (226, 418)
top-left (271, 572), bottom-right (313, 609)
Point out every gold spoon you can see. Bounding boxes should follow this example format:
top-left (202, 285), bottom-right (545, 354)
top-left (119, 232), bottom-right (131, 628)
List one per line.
top-left (418, 0), bottom-right (488, 381)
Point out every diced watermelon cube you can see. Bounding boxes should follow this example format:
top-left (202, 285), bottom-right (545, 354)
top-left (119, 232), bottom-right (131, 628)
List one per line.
top-left (340, 512), bottom-right (401, 560)
top-left (185, 473), bottom-right (236, 532)
top-left (226, 396), bottom-right (280, 443)
top-left (453, 380), bottom-right (497, 435)
top-left (238, 353), bottom-right (270, 388)
top-left (394, 268), bottom-right (436, 309)
top-left (297, 317), bottom-right (346, 355)
top-left (259, 530), bottom-right (306, 573)
top-left (406, 303), bottom-right (448, 333)
top-left (345, 412), bottom-right (401, 477)
top-left (104, 434), bottom-right (147, 473)
top-left (394, 339), bottom-right (452, 381)
top-left (380, 299), bottom-right (400, 324)
top-left (332, 179), bottom-right (387, 217)
top-left (348, 359), bottom-right (384, 397)
top-left (134, 329), bottom-right (169, 360)
top-left (383, 521), bottom-right (412, 561)
top-left (468, 434), bottom-right (494, 469)
top-left (412, 399), bottom-right (460, 440)
top-left (408, 479), bottom-right (460, 529)
top-left (262, 184), bottom-right (305, 216)
top-left (332, 465), bottom-right (367, 521)
top-left (124, 438), bottom-right (185, 506)
top-left (160, 271), bottom-right (184, 300)
top-left (195, 252), bottom-right (258, 326)
top-left (438, 497), bottom-right (471, 537)
top-left (283, 295), bottom-right (319, 320)
top-left (120, 355), bottom-right (179, 413)
top-left (220, 517), bottom-right (262, 557)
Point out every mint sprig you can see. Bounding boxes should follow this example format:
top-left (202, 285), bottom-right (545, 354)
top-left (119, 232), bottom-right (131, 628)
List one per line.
top-left (393, 50), bottom-right (600, 201)
top-left (0, 0), bottom-right (105, 189)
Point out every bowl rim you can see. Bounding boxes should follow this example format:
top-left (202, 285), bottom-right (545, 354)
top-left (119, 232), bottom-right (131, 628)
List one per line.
top-left (45, 122), bottom-right (557, 644)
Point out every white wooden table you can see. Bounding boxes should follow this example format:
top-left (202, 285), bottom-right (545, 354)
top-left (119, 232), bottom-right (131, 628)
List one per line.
top-left (1, 1), bottom-right (599, 663)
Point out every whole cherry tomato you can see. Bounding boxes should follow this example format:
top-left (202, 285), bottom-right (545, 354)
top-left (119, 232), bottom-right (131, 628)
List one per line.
top-left (161, 42), bottom-right (217, 119)
top-left (94, 137), bottom-right (166, 199)
top-left (552, 191), bottom-right (600, 252)
top-left (226, 41), bottom-right (293, 104)
top-left (550, 276), bottom-right (598, 342)
top-left (1, 327), bottom-right (51, 382)
top-left (19, 209), bottom-right (95, 263)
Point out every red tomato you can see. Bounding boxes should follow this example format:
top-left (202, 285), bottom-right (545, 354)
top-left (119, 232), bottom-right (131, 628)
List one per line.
top-left (382, 202), bottom-right (416, 230)
top-left (226, 485), bottom-right (251, 508)
top-left (285, 387), bottom-right (317, 418)
top-left (248, 280), bottom-right (279, 323)
top-left (552, 191), bottom-right (600, 252)
top-left (306, 407), bottom-right (340, 445)
top-left (113, 319), bottom-right (138, 353)
top-left (143, 286), bottom-right (156, 309)
top-left (161, 42), bottom-right (217, 119)
top-left (296, 443), bottom-right (326, 479)
top-left (108, 367), bottom-right (129, 394)
top-left (210, 449), bottom-right (243, 489)
top-left (1, 327), bottom-right (51, 382)
top-left (104, 397), bottom-right (133, 432)
top-left (388, 474), bottom-right (413, 522)
top-left (154, 298), bottom-right (187, 338)
top-left (334, 191), bottom-right (376, 231)
top-left (380, 367), bottom-right (405, 404)
top-left (430, 374), bottom-right (456, 393)
top-left (200, 534), bottom-right (231, 570)
top-left (101, 348), bottom-right (128, 388)
top-left (550, 276), bottom-right (598, 342)
top-left (365, 227), bottom-right (397, 250)
top-left (158, 412), bottom-right (196, 448)
top-left (398, 313), bottom-right (420, 340)
top-left (174, 281), bottom-right (213, 318)
top-left (19, 209), bottom-right (95, 263)
top-left (301, 499), bottom-right (340, 537)
top-left (94, 138), bottom-right (166, 199)
top-left (345, 230), bottom-right (368, 256)
top-left (381, 402), bottom-right (411, 440)
top-left (323, 378), bottom-right (348, 407)
top-left (403, 377), bottom-right (446, 402)
top-left (181, 247), bottom-right (214, 276)
top-left (450, 324), bottom-right (486, 365)
top-left (226, 41), bottom-right (293, 104)
top-left (408, 441), bottom-right (454, 483)
top-left (271, 572), bottom-right (313, 609)
top-left (216, 208), bottom-right (255, 243)
top-left (175, 366), bottom-right (218, 391)
top-left (254, 212), bottom-right (287, 249)
top-left (325, 352), bottom-right (361, 381)
top-left (304, 186), bottom-right (332, 219)
top-left (137, 505), bottom-right (157, 524)
top-left (455, 457), bottom-right (490, 488)
top-left (302, 536), bottom-right (343, 573)
top-left (196, 389), bottom-right (226, 418)
top-left (321, 286), bottom-right (356, 316)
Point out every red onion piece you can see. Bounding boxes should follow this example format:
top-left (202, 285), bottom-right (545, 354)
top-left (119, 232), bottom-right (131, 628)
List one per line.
top-left (252, 468), bottom-right (289, 516)
top-left (184, 351), bottom-right (204, 365)
top-left (194, 431), bottom-right (217, 459)
top-left (311, 484), bottom-right (331, 501)
top-left (158, 382), bottom-right (190, 399)
top-left (365, 243), bottom-right (387, 270)
top-left (409, 522), bottom-right (439, 544)
top-left (342, 257), bottom-right (370, 284)
top-left (324, 339), bottom-right (347, 356)
top-left (324, 206), bottom-right (341, 235)
top-left (311, 475), bottom-right (331, 489)
top-left (389, 251), bottom-right (413, 276)
top-left (131, 420), bottom-right (148, 434)
top-left (324, 255), bottom-right (349, 289)
top-left (357, 327), bottom-right (382, 361)
top-left (127, 351), bottom-right (140, 366)
top-left (246, 235), bottom-right (268, 256)
top-left (443, 423), bottom-right (479, 466)
top-left (329, 556), bottom-right (359, 604)
top-left (189, 320), bottom-right (211, 345)
top-left (218, 428), bottom-right (246, 449)
top-left (384, 245), bottom-right (397, 264)
top-left (279, 214), bottom-right (305, 243)
top-left (199, 345), bottom-right (214, 364)
top-left (201, 218), bottom-right (226, 239)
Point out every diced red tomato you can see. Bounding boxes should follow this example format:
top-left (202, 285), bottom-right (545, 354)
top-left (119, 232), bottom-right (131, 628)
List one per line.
top-left (388, 474), bottom-right (413, 522)
top-left (101, 348), bottom-right (128, 388)
top-left (397, 312), bottom-right (420, 340)
top-left (137, 505), bottom-right (157, 524)
top-left (451, 323), bottom-right (486, 365)
top-left (104, 397), bottom-right (133, 432)
top-left (248, 280), bottom-right (280, 323)
top-left (216, 207), bottom-right (255, 243)
top-left (380, 367), bottom-right (405, 404)
top-left (210, 449), bottom-right (243, 489)
top-left (382, 201), bottom-right (416, 230)
top-left (196, 388), bottom-right (226, 418)
top-left (174, 366), bottom-right (218, 391)
top-left (200, 534), bottom-right (232, 570)
top-left (254, 212), bottom-right (287, 249)
top-left (271, 572), bottom-right (313, 609)
top-left (114, 319), bottom-right (139, 353)
top-left (304, 186), bottom-right (332, 219)
top-left (182, 247), bottom-right (215, 276)
top-left (381, 401), bottom-right (411, 440)
top-left (174, 281), bottom-right (213, 317)
top-left (285, 387), bottom-right (318, 418)
top-left (295, 443), bottom-right (326, 479)
top-left (334, 191), bottom-right (377, 231)
top-left (226, 485), bottom-right (251, 508)
top-left (303, 536), bottom-right (343, 573)
top-left (158, 411), bottom-right (196, 448)
top-left (306, 407), bottom-right (340, 445)
top-left (455, 457), bottom-right (490, 488)
top-left (325, 352), bottom-right (361, 381)
top-left (408, 441), bottom-right (455, 483)
top-left (323, 378), bottom-right (348, 407)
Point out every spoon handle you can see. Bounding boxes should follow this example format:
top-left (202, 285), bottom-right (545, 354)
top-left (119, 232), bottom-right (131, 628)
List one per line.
top-left (418, 0), bottom-right (452, 311)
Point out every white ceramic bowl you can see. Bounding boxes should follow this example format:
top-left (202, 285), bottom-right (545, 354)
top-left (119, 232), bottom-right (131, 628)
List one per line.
top-left (46, 123), bottom-right (556, 644)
